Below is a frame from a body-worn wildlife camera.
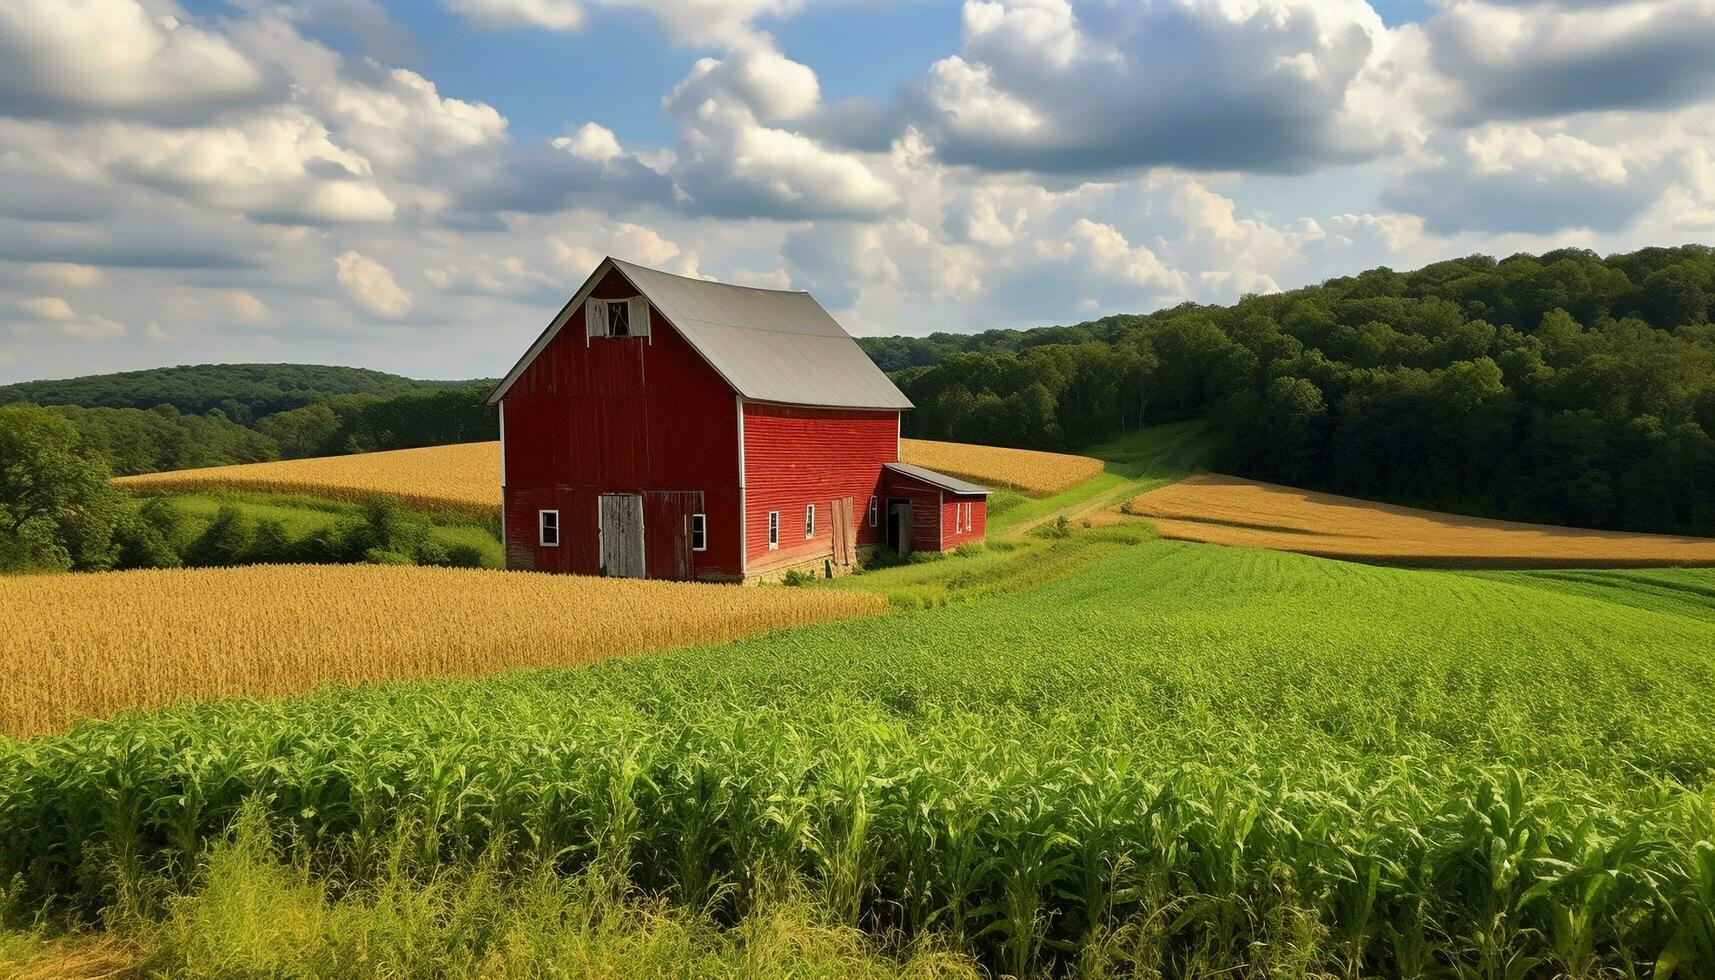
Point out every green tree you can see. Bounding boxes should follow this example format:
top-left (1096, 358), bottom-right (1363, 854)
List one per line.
top-left (184, 505), bottom-right (257, 567)
top-left (0, 404), bottom-right (126, 571)
top-left (112, 509), bottom-right (182, 570)
top-left (255, 403), bottom-right (342, 458)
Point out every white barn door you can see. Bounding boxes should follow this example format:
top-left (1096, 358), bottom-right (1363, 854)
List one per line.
top-left (599, 493), bottom-right (645, 578)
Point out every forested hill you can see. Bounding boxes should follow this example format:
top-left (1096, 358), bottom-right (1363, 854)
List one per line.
top-left (0, 363), bottom-right (481, 422)
top-left (867, 244), bottom-right (1715, 537)
top-left (1, 364), bottom-right (498, 476)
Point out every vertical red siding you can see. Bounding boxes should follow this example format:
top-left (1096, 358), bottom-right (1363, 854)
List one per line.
top-left (501, 268), bottom-right (742, 579)
top-left (741, 403), bottom-right (899, 576)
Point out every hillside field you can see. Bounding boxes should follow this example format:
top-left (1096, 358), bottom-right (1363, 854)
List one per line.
top-left (5, 536), bottom-right (1715, 976)
top-left (1131, 473), bottom-right (1715, 567)
top-left (11, 423), bottom-right (1715, 976)
top-left (116, 442), bottom-right (505, 519)
top-left (113, 438), bottom-right (1103, 519)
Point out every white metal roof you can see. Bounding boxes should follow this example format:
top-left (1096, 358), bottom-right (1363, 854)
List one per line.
top-left (884, 462), bottom-right (991, 495)
top-left (488, 257), bottom-right (912, 411)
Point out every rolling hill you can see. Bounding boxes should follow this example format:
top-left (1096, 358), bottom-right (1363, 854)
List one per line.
top-left (0, 362), bottom-right (488, 419)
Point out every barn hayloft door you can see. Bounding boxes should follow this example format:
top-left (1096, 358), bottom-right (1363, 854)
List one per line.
top-left (599, 493), bottom-right (645, 578)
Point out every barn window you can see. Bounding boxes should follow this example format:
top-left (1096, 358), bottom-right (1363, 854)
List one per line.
top-left (767, 511), bottom-right (779, 549)
top-left (585, 297), bottom-right (651, 341)
top-left (539, 509), bottom-right (559, 547)
top-left (965, 502), bottom-right (974, 532)
top-left (606, 300), bottom-right (631, 336)
top-left (805, 504), bottom-right (815, 538)
top-left (868, 495), bottom-right (878, 527)
top-left (691, 513), bottom-right (707, 552)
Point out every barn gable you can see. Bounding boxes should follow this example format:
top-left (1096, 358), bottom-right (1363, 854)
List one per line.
top-left (489, 257), bottom-right (911, 411)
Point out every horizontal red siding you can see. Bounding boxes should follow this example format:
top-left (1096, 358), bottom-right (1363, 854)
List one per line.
top-left (940, 492), bottom-right (987, 549)
top-left (880, 470), bottom-right (987, 553)
top-left (742, 403), bottom-right (898, 575)
top-left (884, 481), bottom-right (942, 553)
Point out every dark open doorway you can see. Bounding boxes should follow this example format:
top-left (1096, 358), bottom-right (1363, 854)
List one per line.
top-left (886, 497), bottom-right (912, 556)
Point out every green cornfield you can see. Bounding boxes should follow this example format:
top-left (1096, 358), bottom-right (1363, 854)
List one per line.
top-left (5, 539), bottom-right (1715, 976)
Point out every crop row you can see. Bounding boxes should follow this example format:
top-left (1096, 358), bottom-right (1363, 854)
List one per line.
top-left (5, 543), bottom-right (1714, 974)
top-left (115, 442), bottom-right (505, 519)
top-left (0, 563), bottom-right (883, 738)
top-left (112, 439), bottom-right (1101, 518)
top-left (900, 439), bottom-right (1104, 497)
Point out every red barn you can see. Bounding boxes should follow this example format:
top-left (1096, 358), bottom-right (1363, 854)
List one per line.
top-left (487, 257), bottom-right (989, 582)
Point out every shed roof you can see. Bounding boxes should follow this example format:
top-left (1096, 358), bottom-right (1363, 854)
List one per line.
top-left (488, 257), bottom-right (912, 411)
top-left (884, 462), bottom-right (991, 496)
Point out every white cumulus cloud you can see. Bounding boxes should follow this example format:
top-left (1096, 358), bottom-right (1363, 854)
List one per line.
top-left (335, 250), bottom-right (412, 317)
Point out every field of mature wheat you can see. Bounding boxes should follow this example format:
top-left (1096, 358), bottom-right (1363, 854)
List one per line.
top-left (7, 539), bottom-right (1715, 976)
top-left (1131, 472), bottom-right (1715, 566)
top-left (0, 564), bottom-right (883, 738)
top-left (900, 438), bottom-right (1102, 496)
top-left (113, 439), bottom-right (1102, 516)
top-left (115, 442), bottom-right (503, 518)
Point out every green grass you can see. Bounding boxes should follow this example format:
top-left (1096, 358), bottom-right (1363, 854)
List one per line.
top-left (0, 804), bottom-right (973, 980)
top-left (831, 421), bottom-right (1222, 607)
top-left (832, 524), bottom-right (1156, 607)
top-left (7, 527), bottom-right (1715, 976)
top-left (160, 491), bottom-right (505, 568)
top-left (986, 420), bottom-right (1221, 534)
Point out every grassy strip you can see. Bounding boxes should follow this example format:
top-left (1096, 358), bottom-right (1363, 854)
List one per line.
top-left (825, 420), bottom-right (1221, 608)
top-left (1, 807), bottom-right (972, 980)
top-left (143, 489), bottom-right (505, 568)
top-left (829, 524), bottom-right (1155, 607)
top-left (988, 420), bottom-right (1221, 535)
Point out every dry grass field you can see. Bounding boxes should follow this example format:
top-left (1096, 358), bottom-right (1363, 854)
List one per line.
top-left (114, 439), bottom-right (1102, 511)
top-left (115, 442), bottom-right (504, 518)
top-left (899, 439), bottom-right (1103, 496)
top-left (0, 565), bottom-right (884, 739)
top-left (1130, 473), bottom-right (1715, 567)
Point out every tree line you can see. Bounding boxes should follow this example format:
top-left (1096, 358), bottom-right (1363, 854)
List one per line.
top-left (878, 245), bottom-right (1715, 536)
top-left (16, 384), bottom-right (498, 476)
top-left (0, 362), bottom-right (476, 419)
top-left (0, 404), bottom-right (488, 574)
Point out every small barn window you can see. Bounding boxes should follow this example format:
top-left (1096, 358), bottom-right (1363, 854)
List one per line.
top-left (805, 504), bottom-right (815, 538)
top-left (868, 495), bottom-right (878, 527)
top-left (691, 513), bottom-right (707, 552)
top-left (767, 511), bottom-right (779, 549)
top-left (585, 297), bottom-right (651, 341)
top-left (966, 502), bottom-right (974, 532)
top-left (606, 300), bottom-right (631, 336)
top-left (539, 509), bottom-right (559, 547)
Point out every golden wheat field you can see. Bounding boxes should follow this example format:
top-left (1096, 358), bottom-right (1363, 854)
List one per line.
top-left (1129, 473), bottom-right (1715, 567)
top-left (115, 442), bottom-right (503, 517)
top-left (115, 439), bottom-right (1103, 511)
top-left (0, 565), bottom-right (884, 739)
top-left (899, 439), bottom-right (1103, 496)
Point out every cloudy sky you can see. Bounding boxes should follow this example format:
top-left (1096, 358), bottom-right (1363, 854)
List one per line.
top-left (2, 0), bottom-right (1713, 383)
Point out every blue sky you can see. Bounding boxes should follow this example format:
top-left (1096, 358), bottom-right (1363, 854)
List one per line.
top-left (1, 0), bottom-right (1712, 382)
